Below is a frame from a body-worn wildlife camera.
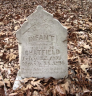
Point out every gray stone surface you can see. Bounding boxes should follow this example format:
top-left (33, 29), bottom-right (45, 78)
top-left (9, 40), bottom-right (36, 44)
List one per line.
top-left (16, 5), bottom-right (68, 79)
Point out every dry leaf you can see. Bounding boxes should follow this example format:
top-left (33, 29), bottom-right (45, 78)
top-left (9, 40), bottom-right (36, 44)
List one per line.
top-left (54, 85), bottom-right (66, 95)
top-left (9, 93), bottom-right (18, 96)
top-left (0, 88), bottom-right (5, 96)
top-left (26, 84), bottom-right (33, 90)
top-left (61, 79), bottom-right (71, 93)
top-left (4, 79), bottom-right (11, 88)
top-left (0, 81), bottom-right (4, 87)
top-left (26, 88), bottom-right (32, 96)
top-left (31, 80), bottom-right (40, 86)
top-left (6, 53), bottom-right (17, 62)
top-left (0, 52), bottom-right (3, 57)
top-left (81, 64), bottom-right (89, 72)
top-left (83, 44), bottom-right (90, 49)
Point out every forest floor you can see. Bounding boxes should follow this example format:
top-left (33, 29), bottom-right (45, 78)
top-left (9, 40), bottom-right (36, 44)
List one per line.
top-left (0, 0), bottom-right (92, 96)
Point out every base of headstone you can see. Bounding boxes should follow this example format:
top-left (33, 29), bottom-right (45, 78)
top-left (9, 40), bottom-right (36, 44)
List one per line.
top-left (13, 71), bottom-right (22, 90)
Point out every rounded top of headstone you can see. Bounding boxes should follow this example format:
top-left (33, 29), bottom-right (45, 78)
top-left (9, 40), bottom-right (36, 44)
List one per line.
top-left (36, 5), bottom-right (43, 11)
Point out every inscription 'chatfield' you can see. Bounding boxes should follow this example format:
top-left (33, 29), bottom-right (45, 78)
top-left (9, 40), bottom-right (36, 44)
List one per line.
top-left (24, 49), bottom-right (60, 55)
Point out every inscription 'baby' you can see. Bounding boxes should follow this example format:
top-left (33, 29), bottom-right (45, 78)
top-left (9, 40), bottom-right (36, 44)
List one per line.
top-left (28, 34), bottom-right (56, 42)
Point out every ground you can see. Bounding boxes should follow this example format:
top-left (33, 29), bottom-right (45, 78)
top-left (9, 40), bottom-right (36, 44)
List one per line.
top-left (0, 0), bottom-right (92, 96)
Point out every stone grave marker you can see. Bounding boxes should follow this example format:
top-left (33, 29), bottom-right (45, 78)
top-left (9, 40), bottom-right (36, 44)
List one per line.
top-left (13, 5), bottom-right (68, 89)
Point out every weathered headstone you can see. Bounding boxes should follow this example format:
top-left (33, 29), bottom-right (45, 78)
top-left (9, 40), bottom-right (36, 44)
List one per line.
top-left (13, 5), bottom-right (68, 89)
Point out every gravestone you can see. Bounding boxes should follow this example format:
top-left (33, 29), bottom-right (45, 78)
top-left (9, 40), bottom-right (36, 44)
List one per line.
top-left (13, 5), bottom-right (68, 89)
